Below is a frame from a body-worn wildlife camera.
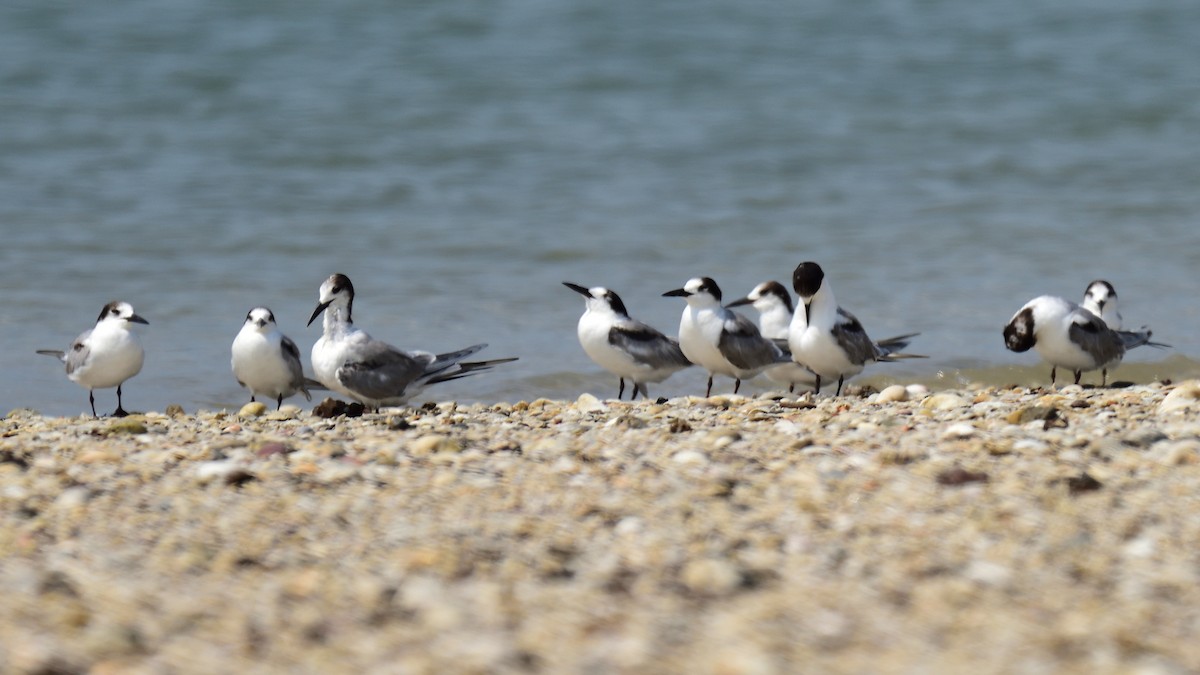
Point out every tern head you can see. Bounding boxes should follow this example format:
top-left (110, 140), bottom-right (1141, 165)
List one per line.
top-left (727, 280), bottom-right (793, 315)
top-left (308, 273), bottom-right (355, 326)
top-left (791, 262), bottom-right (825, 302)
top-left (97, 301), bottom-right (149, 327)
top-left (1003, 295), bottom-right (1071, 353)
top-left (1083, 280), bottom-right (1117, 314)
top-left (244, 307), bottom-right (277, 332)
top-left (563, 282), bottom-right (630, 317)
top-left (663, 277), bottom-right (722, 307)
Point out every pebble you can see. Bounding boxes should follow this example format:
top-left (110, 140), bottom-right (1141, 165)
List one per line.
top-left (876, 385), bottom-right (909, 403)
top-left (238, 402), bottom-right (268, 419)
top-left (1159, 381), bottom-right (1200, 414)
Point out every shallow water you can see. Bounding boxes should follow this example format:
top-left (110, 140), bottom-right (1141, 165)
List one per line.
top-left (3, 0), bottom-right (1198, 415)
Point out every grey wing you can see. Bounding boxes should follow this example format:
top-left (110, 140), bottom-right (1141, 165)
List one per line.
top-left (831, 309), bottom-right (881, 366)
top-left (609, 321), bottom-right (692, 369)
top-left (1068, 314), bottom-right (1125, 365)
top-left (336, 339), bottom-right (431, 400)
top-left (61, 329), bottom-right (93, 375)
top-left (280, 335), bottom-right (311, 400)
top-left (718, 312), bottom-right (785, 370)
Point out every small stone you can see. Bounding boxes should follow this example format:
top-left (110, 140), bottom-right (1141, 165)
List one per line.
top-left (1159, 382), bottom-right (1200, 414)
top-left (1123, 428), bottom-right (1167, 448)
top-left (1063, 472), bottom-right (1102, 495)
top-left (1007, 406), bottom-right (1059, 425)
top-left (165, 404), bottom-right (186, 417)
top-left (876, 385), bottom-right (908, 403)
top-left (195, 461), bottom-right (257, 486)
top-left (239, 402), bottom-right (268, 419)
top-left (575, 393), bottom-right (605, 413)
top-left (936, 467), bottom-right (988, 486)
top-left (672, 450), bottom-right (708, 466)
top-left (409, 435), bottom-right (462, 456)
top-left (77, 450), bottom-right (121, 464)
top-left (920, 393), bottom-right (967, 410)
top-left (942, 422), bottom-right (978, 440)
top-left (680, 558), bottom-right (741, 597)
top-left (256, 442), bottom-right (292, 459)
top-left (667, 417), bottom-right (692, 433)
top-left (103, 418), bottom-right (147, 435)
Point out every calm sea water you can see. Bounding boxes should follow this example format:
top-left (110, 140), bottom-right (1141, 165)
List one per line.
top-left (3, 0), bottom-right (1199, 416)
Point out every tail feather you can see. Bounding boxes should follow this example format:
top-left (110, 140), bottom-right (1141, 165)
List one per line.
top-left (874, 332), bottom-right (926, 361)
top-left (425, 357), bottom-right (519, 385)
top-left (1118, 328), bottom-right (1166, 350)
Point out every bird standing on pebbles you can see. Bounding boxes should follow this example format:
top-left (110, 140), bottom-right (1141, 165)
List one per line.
top-left (308, 273), bottom-right (517, 410)
top-left (37, 301), bottom-right (148, 417)
top-left (232, 307), bottom-right (313, 410)
top-left (787, 262), bottom-right (922, 396)
top-left (1004, 294), bottom-right (1165, 387)
top-left (563, 282), bottom-right (692, 400)
top-left (663, 277), bottom-right (786, 397)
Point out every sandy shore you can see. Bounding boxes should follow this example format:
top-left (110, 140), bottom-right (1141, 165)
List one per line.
top-left (4, 382), bottom-right (1200, 674)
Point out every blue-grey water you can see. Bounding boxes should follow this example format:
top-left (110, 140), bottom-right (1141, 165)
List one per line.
top-left (3, 0), bottom-right (1199, 416)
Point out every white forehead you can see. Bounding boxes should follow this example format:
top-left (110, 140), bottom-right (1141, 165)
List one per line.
top-left (112, 301), bottom-right (135, 314)
top-left (248, 307), bottom-right (274, 321)
top-left (684, 278), bottom-right (706, 293)
top-left (590, 286), bottom-right (610, 298)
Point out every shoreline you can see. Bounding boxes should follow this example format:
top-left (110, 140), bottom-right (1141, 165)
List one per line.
top-left (4, 383), bottom-right (1200, 672)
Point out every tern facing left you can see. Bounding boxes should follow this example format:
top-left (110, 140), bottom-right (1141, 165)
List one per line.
top-left (232, 307), bottom-right (312, 410)
top-left (724, 281), bottom-right (817, 393)
top-left (308, 273), bottom-right (517, 410)
top-left (788, 262), bottom-right (923, 396)
top-left (1003, 295), bottom-right (1159, 386)
top-left (563, 282), bottom-right (692, 400)
top-left (663, 277), bottom-right (787, 397)
top-left (37, 301), bottom-right (148, 417)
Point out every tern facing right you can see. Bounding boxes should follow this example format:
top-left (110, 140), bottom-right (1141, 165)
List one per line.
top-left (563, 282), bottom-right (692, 400)
top-left (37, 301), bottom-right (148, 417)
top-left (308, 273), bottom-right (516, 410)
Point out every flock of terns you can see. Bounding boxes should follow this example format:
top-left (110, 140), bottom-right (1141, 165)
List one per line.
top-left (37, 265), bottom-right (1167, 417)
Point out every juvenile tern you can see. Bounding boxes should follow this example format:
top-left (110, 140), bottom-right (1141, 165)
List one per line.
top-left (663, 277), bottom-right (786, 397)
top-left (787, 262), bottom-right (923, 395)
top-left (1004, 295), bottom-right (1163, 387)
top-left (232, 307), bottom-right (312, 409)
top-left (307, 273), bottom-right (516, 410)
top-left (37, 301), bottom-right (148, 417)
top-left (563, 282), bottom-right (692, 400)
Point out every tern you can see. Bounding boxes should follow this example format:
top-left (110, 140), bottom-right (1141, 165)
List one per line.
top-left (37, 301), bottom-right (148, 417)
top-left (1004, 294), bottom-right (1163, 386)
top-left (563, 282), bottom-right (692, 400)
top-left (232, 307), bottom-right (313, 409)
top-left (663, 277), bottom-right (787, 397)
top-left (788, 262), bottom-right (923, 395)
top-left (307, 273), bottom-right (516, 410)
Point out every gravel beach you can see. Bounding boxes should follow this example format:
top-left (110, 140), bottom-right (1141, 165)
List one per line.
top-left (4, 382), bottom-right (1200, 674)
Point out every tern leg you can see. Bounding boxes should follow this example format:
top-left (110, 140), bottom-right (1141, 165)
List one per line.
top-left (734, 379), bottom-right (742, 394)
top-left (1101, 369), bottom-right (1108, 387)
top-left (113, 385), bottom-right (129, 417)
top-left (88, 390), bottom-right (98, 418)
top-left (705, 375), bottom-right (714, 398)
top-left (836, 376), bottom-right (846, 396)
top-left (618, 378), bottom-right (625, 401)
top-left (1050, 367), bottom-right (1057, 386)
top-left (276, 394), bottom-right (284, 410)
top-left (634, 383), bottom-right (648, 400)
top-left (789, 383), bottom-right (795, 394)
top-left (251, 395), bottom-right (256, 403)
top-left (813, 375), bottom-right (822, 395)
top-left (1073, 370), bottom-right (1082, 386)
